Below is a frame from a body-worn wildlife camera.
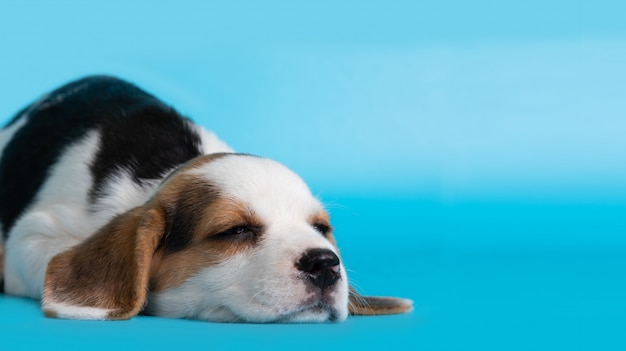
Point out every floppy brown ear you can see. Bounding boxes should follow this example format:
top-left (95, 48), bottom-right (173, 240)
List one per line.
top-left (42, 207), bottom-right (165, 320)
top-left (348, 286), bottom-right (413, 316)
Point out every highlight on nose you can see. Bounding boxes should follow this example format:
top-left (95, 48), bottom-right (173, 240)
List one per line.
top-left (296, 248), bottom-right (341, 290)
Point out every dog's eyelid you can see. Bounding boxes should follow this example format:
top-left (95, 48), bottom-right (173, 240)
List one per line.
top-left (212, 224), bottom-right (262, 240)
top-left (312, 223), bottom-right (332, 236)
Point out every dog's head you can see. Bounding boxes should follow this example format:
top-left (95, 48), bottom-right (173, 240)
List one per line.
top-left (42, 153), bottom-right (412, 322)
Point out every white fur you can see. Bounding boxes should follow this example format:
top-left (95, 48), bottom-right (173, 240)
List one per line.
top-left (148, 156), bottom-right (349, 322)
top-left (187, 121), bottom-right (234, 155)
top-left (0, 103), bottom-right (39, 281)
top-left (2, 119), bottom-right (347, 322)
top-left (89, 171), bottom-right (161, 230)
top-left (45, 302), bottom-right (112, 320)
top-left (4, 132), bottom-right (101, 298)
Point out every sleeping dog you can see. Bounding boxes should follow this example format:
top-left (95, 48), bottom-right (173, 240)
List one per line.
top-left (0, 76), bottom-right (412, 322)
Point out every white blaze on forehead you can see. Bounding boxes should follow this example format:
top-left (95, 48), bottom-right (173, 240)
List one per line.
top-left (190, 155), bottom-right (324, 219)
top-left (151, 154), bottom-right (350, 323)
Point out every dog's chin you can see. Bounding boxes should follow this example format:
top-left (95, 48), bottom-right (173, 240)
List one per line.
top-left (276, 303), bottom-right (347, 324)
top-left (207, 302), bottom-right (347, 324)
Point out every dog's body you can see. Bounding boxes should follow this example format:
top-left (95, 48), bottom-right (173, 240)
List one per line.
top-left (0, 76), bottom-right (411, 322)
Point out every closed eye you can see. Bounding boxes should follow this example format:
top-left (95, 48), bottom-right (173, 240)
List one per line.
top-left (213, 225), bottom-right (261, 241)
top-left (312, 223), bottom-right (331, 236)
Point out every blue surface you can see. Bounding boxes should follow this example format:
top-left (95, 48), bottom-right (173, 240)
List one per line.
top-left (1, 1), bottom-right (625, 350)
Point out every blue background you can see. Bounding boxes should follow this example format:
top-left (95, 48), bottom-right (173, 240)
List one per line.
top-left (1, 1), bottom-right (625, 350)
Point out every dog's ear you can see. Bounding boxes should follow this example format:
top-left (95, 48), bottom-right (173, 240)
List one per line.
top-left (348, 286), bottom-right (413, 316)
top-left (42, 206), bottom-right (166, 320)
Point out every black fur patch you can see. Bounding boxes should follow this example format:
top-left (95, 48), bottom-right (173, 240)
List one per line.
top-left (0, 76), bottom-right (204, 237)
top-left (161, 180), bottom-right (220, 253)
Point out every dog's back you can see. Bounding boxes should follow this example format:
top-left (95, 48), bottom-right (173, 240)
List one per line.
top-left (0, 76), bottom-right (206, 236)
top-left (0, 76), bottom-right (232, 294)
top-left (1, 76), bottom-right (412, 321)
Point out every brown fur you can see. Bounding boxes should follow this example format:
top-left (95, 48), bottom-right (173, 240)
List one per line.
top-left (309, 211), bottom-right (338, 247)
top-left (43, 154), bottom-right (267, 318)
top-left (43, 207), bottom-right (166, 319)
top-left (348, 286), bottom-right (413, 315)
top-left (42, 156), bottom-right (228, 319)
top-left (41, 153), bottom-right (413, 320)
top-left (309, 211), bottom-right (331, 227)
top-left (149, 163), bottom-right (265, 292)
top-left (149, 197), bottom-right (263, 292)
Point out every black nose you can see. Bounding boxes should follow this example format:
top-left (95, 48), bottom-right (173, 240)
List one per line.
top-left (297, 248), bottom-right (341, 290)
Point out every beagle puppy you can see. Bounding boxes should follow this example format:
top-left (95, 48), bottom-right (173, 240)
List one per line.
top-left (0, 76), bottom-right (412, 322)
